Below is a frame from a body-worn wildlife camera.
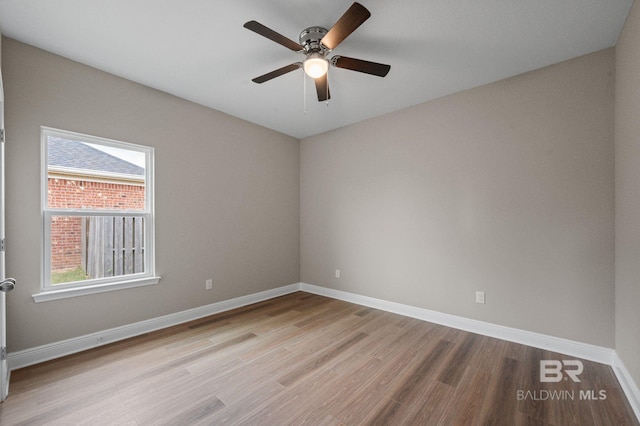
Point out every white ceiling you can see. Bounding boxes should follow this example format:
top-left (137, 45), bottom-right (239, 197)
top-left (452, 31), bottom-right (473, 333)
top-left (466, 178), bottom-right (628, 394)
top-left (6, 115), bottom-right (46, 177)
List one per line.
top-left (0, 0), bottom-right (633, 139)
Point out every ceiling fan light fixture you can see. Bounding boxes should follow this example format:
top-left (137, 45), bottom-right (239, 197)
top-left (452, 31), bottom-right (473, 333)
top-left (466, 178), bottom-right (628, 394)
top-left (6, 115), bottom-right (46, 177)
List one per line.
top-left (245, 2), bottom-right (390, 102)
top-left (303, 54), bottom-right (329, 78)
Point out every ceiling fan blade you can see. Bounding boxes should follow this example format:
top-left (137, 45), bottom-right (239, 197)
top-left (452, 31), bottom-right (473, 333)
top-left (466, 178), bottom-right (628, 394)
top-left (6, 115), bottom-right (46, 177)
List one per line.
top-left (315, 74), bottom-right (330, 102)
top-left (321, 2), bottom-right (371, 51)
top-left (244, 20), bottom-right (304, 52)
top-left (331, 56), bottom-right (390, 77)
top-left (252, 63), bottom-right (301, 84)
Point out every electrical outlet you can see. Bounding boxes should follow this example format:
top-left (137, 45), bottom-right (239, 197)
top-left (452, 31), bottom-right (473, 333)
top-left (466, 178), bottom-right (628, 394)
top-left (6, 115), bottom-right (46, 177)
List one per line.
top-left (335, 269), bottom-right (341, 278)
top-left (476, 291), bottom-right (485, 304)
top-left (206, 279), bottom-right (213, 290)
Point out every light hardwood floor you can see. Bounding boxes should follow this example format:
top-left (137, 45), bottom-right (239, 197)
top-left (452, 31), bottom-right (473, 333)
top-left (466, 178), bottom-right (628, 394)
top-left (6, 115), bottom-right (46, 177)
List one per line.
top-left (0, 292), bottom-right (637, 425)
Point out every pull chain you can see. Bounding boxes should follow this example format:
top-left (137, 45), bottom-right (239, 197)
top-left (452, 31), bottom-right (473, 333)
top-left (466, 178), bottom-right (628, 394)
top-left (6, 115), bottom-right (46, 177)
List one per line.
top-left (303, 73), bottom-right (307, 115)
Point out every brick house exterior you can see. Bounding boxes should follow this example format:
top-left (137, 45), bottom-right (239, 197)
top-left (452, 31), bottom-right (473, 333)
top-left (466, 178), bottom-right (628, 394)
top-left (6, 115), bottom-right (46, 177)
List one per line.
top-left (48, 138), bottom-right (145, 272)
top-left (49, 178), bottom-right (145, 271)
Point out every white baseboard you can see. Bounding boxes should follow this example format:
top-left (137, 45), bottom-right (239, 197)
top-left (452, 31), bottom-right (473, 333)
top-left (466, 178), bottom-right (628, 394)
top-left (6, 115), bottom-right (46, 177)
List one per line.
top-left (299, 283), bottom-right (615, 364)
top-left (613, 353), bottom-right (640, 422)
top-left (8, 283), bottom-right (300, 370)
top-left (7, 281), bottom-right (618, 368)
top-left (8, 281), bottom-right (639, 422)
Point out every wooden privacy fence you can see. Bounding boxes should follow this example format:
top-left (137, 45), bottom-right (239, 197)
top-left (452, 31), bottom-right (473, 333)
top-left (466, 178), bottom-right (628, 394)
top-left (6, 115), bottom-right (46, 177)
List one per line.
top-left (82, 216), bottom-right (145, 278)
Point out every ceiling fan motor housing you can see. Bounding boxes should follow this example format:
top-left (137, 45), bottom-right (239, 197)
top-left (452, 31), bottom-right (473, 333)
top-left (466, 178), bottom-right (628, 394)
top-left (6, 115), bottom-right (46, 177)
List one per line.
top-left (299, 27), bottom-right (329, 54)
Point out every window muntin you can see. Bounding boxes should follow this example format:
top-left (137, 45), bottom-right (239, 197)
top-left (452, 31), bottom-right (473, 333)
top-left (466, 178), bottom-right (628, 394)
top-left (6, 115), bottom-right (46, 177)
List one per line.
top-left (41, 127), bottom-right (156, 293)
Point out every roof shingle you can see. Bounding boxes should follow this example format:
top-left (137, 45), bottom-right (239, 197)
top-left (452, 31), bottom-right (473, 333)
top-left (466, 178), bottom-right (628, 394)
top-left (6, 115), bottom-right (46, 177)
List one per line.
top-left (47, 137), bottom-right (144, 176)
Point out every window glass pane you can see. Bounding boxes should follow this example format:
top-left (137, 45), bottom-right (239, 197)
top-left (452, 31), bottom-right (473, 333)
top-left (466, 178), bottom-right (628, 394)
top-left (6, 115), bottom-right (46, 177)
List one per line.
top-left (47, 135), bottom-right (146, 210)
top-left (42, 127), bottom-right (155, 292)
top-left (50, 215), bottom-right (146, 286)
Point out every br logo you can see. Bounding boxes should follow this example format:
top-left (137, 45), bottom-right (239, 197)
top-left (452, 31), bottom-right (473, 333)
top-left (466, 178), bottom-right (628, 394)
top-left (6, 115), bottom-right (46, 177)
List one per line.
top-left (540, 360), bottom-right (584, 383)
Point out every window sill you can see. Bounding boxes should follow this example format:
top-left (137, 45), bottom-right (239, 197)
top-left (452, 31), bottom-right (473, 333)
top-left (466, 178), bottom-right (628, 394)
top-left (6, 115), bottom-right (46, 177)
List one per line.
top-left (32, 276), bottom-right (161, 303)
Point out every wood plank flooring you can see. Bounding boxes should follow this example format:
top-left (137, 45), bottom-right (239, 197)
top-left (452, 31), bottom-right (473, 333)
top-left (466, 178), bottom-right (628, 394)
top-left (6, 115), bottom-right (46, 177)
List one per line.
top-left (0, 292), bottom-right (637, 425)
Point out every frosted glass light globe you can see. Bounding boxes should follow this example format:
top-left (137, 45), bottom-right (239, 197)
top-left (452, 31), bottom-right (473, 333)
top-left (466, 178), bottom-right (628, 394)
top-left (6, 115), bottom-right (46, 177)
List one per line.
top-left (303, 55), bottom-right (329, 78)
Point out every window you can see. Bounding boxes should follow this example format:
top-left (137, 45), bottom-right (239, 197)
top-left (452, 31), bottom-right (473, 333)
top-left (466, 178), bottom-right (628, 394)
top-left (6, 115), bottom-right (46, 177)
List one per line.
top-left (35, 127), bottom-right (159, 302)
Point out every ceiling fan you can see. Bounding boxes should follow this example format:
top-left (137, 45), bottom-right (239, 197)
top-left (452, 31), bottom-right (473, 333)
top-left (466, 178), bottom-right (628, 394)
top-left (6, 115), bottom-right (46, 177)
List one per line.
top-left (243, 2), bottom-right (391, 102)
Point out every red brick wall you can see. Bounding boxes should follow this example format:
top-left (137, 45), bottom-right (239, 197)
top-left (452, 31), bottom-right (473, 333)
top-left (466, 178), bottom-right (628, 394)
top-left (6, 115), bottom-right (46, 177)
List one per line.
top-left (50, 215), bottom-right (84, 272)
top-left (49, 178), bottom-right (145, 271)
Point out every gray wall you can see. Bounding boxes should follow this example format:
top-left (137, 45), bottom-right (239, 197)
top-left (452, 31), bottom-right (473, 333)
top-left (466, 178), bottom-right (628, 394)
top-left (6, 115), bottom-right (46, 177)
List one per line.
top-left (615, 0), bottom-right (640, 390)
top-left (0, 32), bottom-right (626, 358)
top-left (2, 38), bottom-right (300, 352)
top-left (301, 48), bottom-right (615, 347)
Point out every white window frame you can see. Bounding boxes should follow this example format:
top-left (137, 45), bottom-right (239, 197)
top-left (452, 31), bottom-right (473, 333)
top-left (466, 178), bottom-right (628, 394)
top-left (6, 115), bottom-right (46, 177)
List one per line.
top-left (33, 127), bottom-right (160, 303)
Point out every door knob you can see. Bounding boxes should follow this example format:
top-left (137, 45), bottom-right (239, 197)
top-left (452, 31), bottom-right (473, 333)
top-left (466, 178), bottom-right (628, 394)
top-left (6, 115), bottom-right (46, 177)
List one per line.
top-left (0, 278), bottom-right (15, 292)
